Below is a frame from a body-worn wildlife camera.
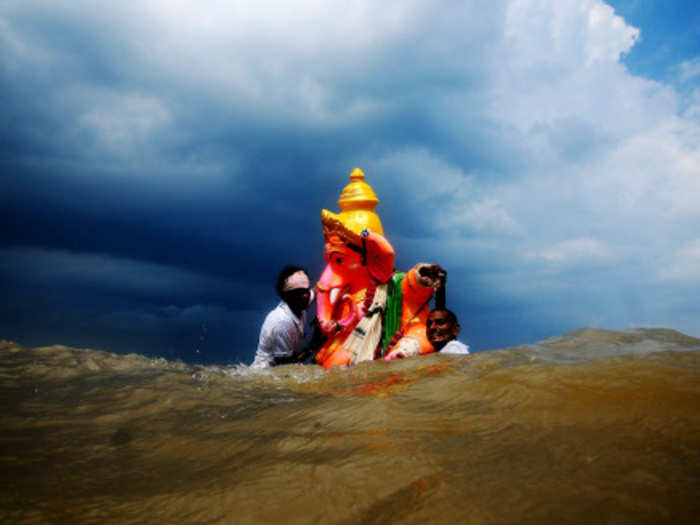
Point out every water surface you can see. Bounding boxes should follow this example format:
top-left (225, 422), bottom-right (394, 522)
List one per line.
top-left (2, 328), bottom-right (699, 524)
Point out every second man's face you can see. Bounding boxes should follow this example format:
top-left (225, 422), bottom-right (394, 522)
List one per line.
top-left (426, 311), bottom-right (458, 348)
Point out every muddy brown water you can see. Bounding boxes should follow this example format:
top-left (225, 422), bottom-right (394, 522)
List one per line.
top-left (1, 328), bottom-right (699, 524)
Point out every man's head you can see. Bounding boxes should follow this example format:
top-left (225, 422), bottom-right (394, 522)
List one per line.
top-left (426, 309), bottom-right (460, 351)
top-left (276, 265), bottom-right (312, 316)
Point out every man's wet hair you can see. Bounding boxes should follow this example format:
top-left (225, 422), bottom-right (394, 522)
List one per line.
top-left (275, 264), bottom-right (308, 298)
top-left (429, 308), bottom-right (458, 325)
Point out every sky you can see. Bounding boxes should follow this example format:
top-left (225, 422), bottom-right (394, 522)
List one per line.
top-left (1, 0), bottom-right (699, 364)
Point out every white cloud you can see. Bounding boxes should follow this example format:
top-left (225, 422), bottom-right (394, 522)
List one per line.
top-left (538, 237), bottom-right (612, 265)
top-left (369, 148), bottom-right (522, 236)
top-left (659, 239), bottom-right (700, 282)
top-left (352, 0), bottom-right (697, 304)
top-left (78, 91), bottom-right (171, 154)
top-left (0, 15), bottom-right (55, 72)
top-left (446, 198), bottom-right (523, 236)
top-left (588, 118), bottom-right (700, 220)
top-left (677, 57), bottom-right (700, 83)
top-left (504, 0), bottom-right (638, 69)
top-left (585, 2), bottom-right (639, 65)
top-left (372, 148), bottom-right (472, 201)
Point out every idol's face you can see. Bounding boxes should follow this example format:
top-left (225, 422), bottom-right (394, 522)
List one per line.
top-left (324, 234), bottom-right (363, 272)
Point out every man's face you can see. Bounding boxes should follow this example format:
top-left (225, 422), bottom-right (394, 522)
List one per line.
top-left (426, 311), bottom-right (459, 348)
top-left (282, 283), bottom-right (311, 314)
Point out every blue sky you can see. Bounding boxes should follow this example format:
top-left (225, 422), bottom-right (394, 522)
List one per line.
top-left (2, 0), bottom-right (699, 364)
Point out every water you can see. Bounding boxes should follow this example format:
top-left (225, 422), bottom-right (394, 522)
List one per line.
top-left (1, 328), bottom-right (699, 524)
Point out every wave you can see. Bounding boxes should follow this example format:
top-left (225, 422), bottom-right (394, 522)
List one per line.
top-left (1, 327), bottom-right (699, 524)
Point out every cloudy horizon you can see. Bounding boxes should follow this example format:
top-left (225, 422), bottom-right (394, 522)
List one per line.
top-left (2, 0), bottom-right (699, 364)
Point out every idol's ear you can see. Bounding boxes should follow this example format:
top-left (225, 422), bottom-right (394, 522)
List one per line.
top-left (364, 232), bottom-right (395, 283)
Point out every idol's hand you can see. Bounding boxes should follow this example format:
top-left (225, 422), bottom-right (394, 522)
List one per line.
top-left (416, 263), bottom-right (447, 289)
top-left (384, 349), bottom-right (407, 361)
top-left (319, 320), bottom-right (340, 335)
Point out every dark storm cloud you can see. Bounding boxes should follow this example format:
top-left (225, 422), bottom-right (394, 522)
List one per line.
top-left (1, 1), bottom-right (699, 363)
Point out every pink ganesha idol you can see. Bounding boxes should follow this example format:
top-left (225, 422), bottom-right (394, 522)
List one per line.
top-left (314, 168), bottom-right (446, 369)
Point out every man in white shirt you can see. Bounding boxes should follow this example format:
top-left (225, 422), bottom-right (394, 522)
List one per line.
top-left (251, 265), bottom-right (314, 368)
top-left (427, 309), bottom-right (470, 355)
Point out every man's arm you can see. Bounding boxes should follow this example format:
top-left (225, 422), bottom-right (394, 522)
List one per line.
top-left (272, 318), bottom-right (324, 365)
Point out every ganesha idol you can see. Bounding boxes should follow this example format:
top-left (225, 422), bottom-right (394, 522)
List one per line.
top-left (314, 168), bottom-right (446, 369)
